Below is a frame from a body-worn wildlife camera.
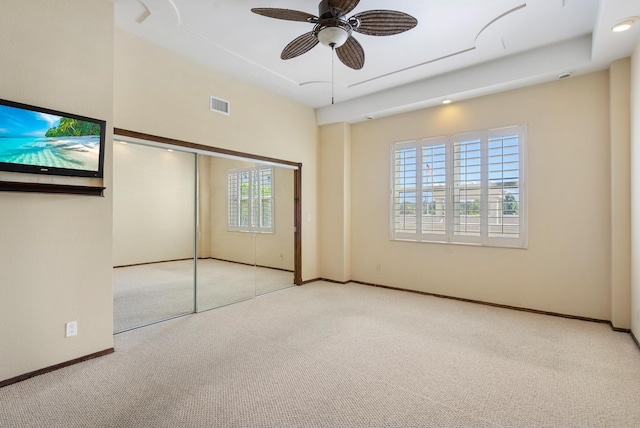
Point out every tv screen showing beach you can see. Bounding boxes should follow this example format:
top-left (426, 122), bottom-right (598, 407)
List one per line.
top-left (0, 102), bottom-right (103, 176)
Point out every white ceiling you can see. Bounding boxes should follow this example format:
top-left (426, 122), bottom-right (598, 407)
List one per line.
top-left (113, 0), bottom-right (640, 124)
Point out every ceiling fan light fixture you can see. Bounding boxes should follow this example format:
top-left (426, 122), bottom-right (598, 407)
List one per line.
top-left (317, 26), bottom-right (349, 47)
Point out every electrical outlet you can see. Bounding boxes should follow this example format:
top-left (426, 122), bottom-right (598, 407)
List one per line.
top-left (376, 263), bottom-right (382, 274)
top-left (446, 247), bottom-right (454, 253)
top-left (65, 321), bottom-right (78, 338)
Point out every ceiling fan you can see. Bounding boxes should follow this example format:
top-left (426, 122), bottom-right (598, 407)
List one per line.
top-left (252, 0), bottom-right (418, 70)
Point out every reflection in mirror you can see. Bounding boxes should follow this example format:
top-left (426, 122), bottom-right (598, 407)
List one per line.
top-left (254, 165), bottom-right (295, 295)
top-left (197, 155), bottom-right (255, 310)
top-left (112, 142), bottom-right (196, 333)
top-left (112, 138), bottom-right (297, 331)
top-left (196, 156), bottom-right (294, 311)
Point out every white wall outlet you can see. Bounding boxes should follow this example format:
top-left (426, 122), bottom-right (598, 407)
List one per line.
top-left (65, 321), bottom-right (78, 338)
top-left (376, 263), bottom-right (382, 274)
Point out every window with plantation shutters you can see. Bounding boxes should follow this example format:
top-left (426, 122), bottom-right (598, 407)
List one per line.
top-left (453, 134), bottom-right (482, 242)
top-left (256, 167), bottom-right (273, 230)
top-left (390, 125), bottom-right (526, 248)
top-left (392, 144), bottom-right (418, 239)
top-left (487, 130), bottom-right (521, 240)
top-left (227, 166), bottom-right (274, 233)
top-left (421, 138), bottom-right (447, 238)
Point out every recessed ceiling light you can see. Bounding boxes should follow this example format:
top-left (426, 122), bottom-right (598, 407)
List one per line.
top-left (119, 141), bottom-right (128, 145)
top-left (365, 115), bottom-right (374, 120)
top-left (167, 149), bottom-right (174, 152)
top-left (442, 99), bottom-right (452, 104)
top-left (612, 17), bottom-right (638, 32)
top-left (557, 71), bottom-right (573, 79)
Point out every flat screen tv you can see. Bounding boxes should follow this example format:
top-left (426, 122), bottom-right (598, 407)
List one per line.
top-left (0, 99), bottom-right (106, 178)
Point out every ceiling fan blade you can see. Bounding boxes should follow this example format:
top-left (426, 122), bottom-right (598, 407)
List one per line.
top-left (281, 32), bottom-right (319, 60)
top-left (327, 0), bottom-right (360, 15)
top-left (251, 8), bottom-right (318, 23)
top-left (352, 10), bottom-right (418, 36)
top-left (336, 35), bottom-right (364, 70)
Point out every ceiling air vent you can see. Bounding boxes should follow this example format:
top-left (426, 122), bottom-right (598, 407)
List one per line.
top-left (210, 96), bottom-right (230, 115)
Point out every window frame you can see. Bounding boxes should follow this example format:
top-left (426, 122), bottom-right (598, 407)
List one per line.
top-left (390, 125), bottom-right (527, 249)
top-left (227, 166), bottom-right (275, 234)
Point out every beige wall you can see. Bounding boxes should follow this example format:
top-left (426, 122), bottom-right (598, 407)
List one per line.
top-left (632, 42), bottom-right (640, 336)
top-left (113, 142), bottom-right (195, 266)
top-left (206, 156), bottom-right (295, 270)
top-left (0, 0), bottom-right (114, 381)
top-left (113, 29), bottom-right (318, 281)
top-left (198, 155), bottom-right (214, 259)
top-left (319, 123), bottom-right (352, 282)
top-left (347, 72), bottom-right (612, 320)
top-left (609, 59), bottom-right (632, 329)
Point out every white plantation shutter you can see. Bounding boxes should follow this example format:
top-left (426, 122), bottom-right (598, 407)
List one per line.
top-left (249, 169), bottom-right (259, 230)
top-left (240, 170), bottom-right (250, 228)
top-left (257, 167), bottom-right (273, 231)
top-left (227, 166), bottom-right (274, 233)
top-left (392, 143), bottom-right (419, 240)
top-left (453, 133), bottom-right (483, 242)
top-left (390, 125), bottom-right (526, 248)
top-left (227, 171), bottom-right (240, 228)
top-left (421, 138), bottom-right (447, 237)
top-left (486, 126), bottom-right (524, 245)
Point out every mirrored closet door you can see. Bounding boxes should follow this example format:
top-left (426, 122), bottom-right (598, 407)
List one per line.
top-left (112, 142), bottom-right (197, 333)
top-left (113, 137), bottom-right (297, 332)
top-left (196, 156), bottom-right (257, 311)
top-left (196, 156), bottom-right (295, 310)
top-left (254, 165), bottom-right (295, 296)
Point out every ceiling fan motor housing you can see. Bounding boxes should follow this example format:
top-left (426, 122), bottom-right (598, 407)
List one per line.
top-left (319, 0), bottom-right (344, 20)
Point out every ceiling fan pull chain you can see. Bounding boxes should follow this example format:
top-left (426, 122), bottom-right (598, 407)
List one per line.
top-left (331, 45), bottom-right (335, 105)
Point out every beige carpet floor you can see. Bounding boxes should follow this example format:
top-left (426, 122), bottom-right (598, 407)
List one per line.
top-left (113, 259), bottom-right (294, 332)
top-left (2, 282), bottom-right (640, 427)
